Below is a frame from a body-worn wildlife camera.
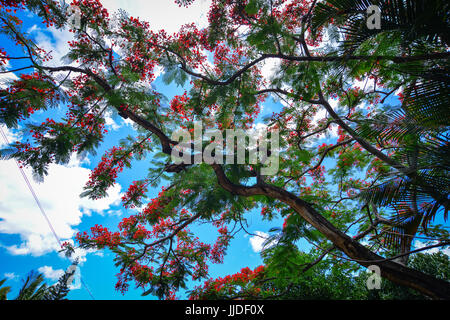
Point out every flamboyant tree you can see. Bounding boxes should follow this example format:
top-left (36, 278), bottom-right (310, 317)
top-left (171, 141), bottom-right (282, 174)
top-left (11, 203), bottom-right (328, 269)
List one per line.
top-left (0, 0), bottom-right (449, 299)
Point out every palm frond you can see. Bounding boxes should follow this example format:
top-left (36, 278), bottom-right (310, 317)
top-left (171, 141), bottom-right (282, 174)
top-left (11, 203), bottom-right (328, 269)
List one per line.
top-left (380, 204), bottom-right (422, 252)
top-left (0, 279), bottom-right (11, 300)
top-left (402, 77), bottom-right (450, 128)
top-left (15, 271), bottom-right (47, 300)
top-left (312, 0), bottom-right (449, 55)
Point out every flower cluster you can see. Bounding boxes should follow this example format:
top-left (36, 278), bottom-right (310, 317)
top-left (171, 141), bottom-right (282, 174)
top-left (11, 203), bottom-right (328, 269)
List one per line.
top-left (168, 92), bottom-right (192, 122)
top-left (0, 47), bottom-right (8, 66)
top-left (118, 16), bottom-right (159, 82)
top-left (121, 180), bottom-right (149, 209)
top-left (189, 265), bottom-right (266, 299)
top-left (76, 224), bottom-right (121, 249)
top-left (0, 0), bottom-right (25, 8)
top-left (84, 146), bottom-right (131, 199)
top-left (0, 72), bottom-right (57, 125)
top-left (210, 226), bottom-right (230, 264)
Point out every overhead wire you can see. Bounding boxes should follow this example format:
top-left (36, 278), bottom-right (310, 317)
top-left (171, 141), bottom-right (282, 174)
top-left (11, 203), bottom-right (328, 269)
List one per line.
top-left (0, 126), bottom-right (95, 300)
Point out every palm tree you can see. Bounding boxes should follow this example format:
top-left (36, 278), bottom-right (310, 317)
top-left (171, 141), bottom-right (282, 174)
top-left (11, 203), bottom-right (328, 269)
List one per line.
top-left (15, 271), bottom-right (48, 300)
top-left (311, 0), bottom-right (449, 263)
top-left (0, 279), bottom-right (11, 300)
top-left (0, 264), bottom-right (76, 300)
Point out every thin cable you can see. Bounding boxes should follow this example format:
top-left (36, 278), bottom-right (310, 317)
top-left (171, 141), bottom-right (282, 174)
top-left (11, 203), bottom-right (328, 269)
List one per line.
top-left (0, 126), bottom-right (95, 300)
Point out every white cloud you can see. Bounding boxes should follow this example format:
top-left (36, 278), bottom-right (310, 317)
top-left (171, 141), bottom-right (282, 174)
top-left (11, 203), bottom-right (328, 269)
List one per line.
top-left (259, 58), bottom-right (281, 84)
top-left (103, 109), bottom-right (140, 132)
top-left (31, 25), bottom-right (73, 67)
top-left (414, 240), bottom-right (450, 257)
top-left (38, 266), bottom-right (64, 281)
top-left (37, 264), bottom-right (82, 290)
top-left (0, 129), bottom-right (122, 257)
top-left (101, 0), bottom-right (211, 34)
top-left (3, 272), bottom-right (18, 280)
top-left (0, 60), bottom-right (19, 87)
top-left (249, 231), bottom-right (276, 253)
top-left (104, 112), bottom-right (123, 131)
top-left (0, 126), bottom-right (21, 144)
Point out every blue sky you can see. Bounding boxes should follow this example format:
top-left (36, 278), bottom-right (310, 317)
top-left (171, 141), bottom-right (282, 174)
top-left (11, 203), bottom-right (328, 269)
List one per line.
top-left (1, 0), bottom-right (448, 301)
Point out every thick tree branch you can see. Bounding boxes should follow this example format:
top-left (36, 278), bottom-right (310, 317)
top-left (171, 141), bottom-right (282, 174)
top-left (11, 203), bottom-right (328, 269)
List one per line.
top-left (209, 163), bottom-right (450, 299)
top-left (177, 52), bottom-right (450, 86)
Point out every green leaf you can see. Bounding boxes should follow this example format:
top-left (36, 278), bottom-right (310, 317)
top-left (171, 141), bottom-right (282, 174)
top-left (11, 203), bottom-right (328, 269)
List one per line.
top-left (298, 150), bottom-right (312, 163)
top-left (245, 0), bottom-right (258, 15)
top-left (162, 66), bottom-right (189, 87)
